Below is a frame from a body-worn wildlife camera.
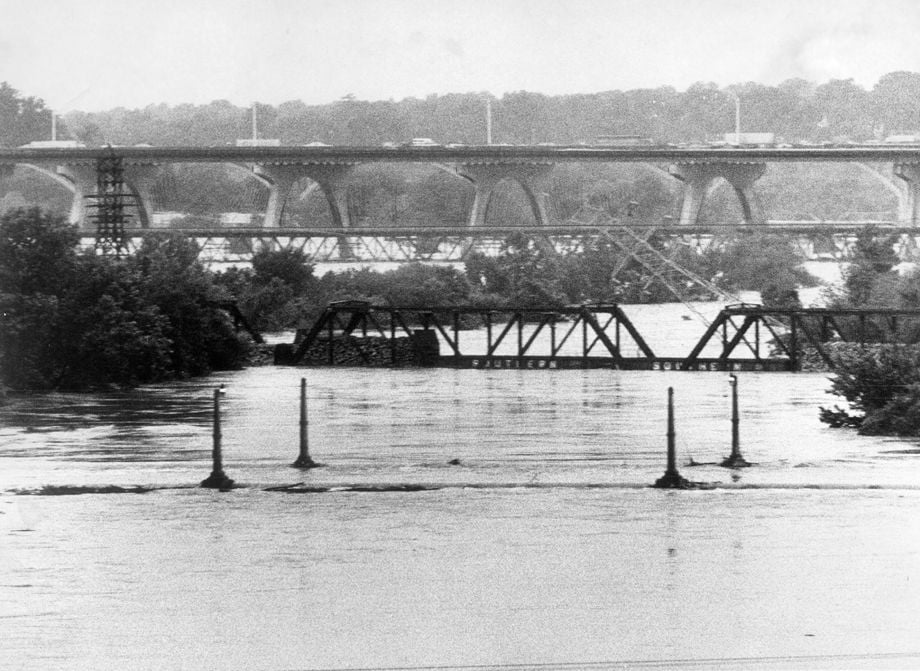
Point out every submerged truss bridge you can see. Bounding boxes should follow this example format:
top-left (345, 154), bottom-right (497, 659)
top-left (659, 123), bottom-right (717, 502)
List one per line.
top-left (276, 302), bottom-right (920, 372)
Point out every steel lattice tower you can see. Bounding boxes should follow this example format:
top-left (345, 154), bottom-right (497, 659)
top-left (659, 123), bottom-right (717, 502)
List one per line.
top-left (86, 152), bottom-right (135, 255)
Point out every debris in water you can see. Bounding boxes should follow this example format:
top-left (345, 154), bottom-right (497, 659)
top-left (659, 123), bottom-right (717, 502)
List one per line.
top-left (16, 485), bottom-right (153, 496)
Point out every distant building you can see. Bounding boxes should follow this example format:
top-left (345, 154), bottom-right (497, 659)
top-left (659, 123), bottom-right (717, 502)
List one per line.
top-left (219, 212), bottom-right (254, 226)
top-left (884, 134), bottom-right (920, 144)
top-left (723, 132), bottom-right (775, 146)
top-left (405, 138), bottom-right (440, 147)
top-left (594, 135), bottom-right (654, 146)
top-left (235, 138), bottom-right (281, 147)
top-left (19, 140), bottom-right (86, 148)
top-left (152, 211), bottom-right (185, 226)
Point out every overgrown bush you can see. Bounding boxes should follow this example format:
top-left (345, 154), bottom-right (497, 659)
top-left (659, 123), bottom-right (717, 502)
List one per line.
top-left (0, 208), bottom-right (250, 391)
top-left (821, 345), bottom-right (920, 436)
top-left (698, 232), bottom-right (817, 294)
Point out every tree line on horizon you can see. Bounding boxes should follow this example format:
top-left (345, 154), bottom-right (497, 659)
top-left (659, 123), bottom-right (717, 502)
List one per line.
top-left (3, 72), bottom-right (920, 149)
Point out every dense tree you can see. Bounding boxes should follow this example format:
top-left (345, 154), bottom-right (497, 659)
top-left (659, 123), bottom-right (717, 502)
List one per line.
top-left (813, 79), bottom-right (872, 140)
top-left (676, 82), bottom-right (732, 141)
top-left (251, 247), bottom-right (315, 293)
top-left (832, 228), bottom-right (901, 306)
top-left (873, 71), bottom-right (920, 136)
top-left (822, 345), bottom-right (920, 436)
top-left (465, 234), bottom-right (567, 308)
top-left (214, 248), bottom-right (318, 331)
top-left (0, 82), bottom-right (56, 147)
top-left (0, 206), bottom-right (79, 294)
top-left (773, 78), bottom-right (821, 141)
top-left (0, 209), bottom-right (250, 390)
top-left (698, 232), bottom-right (817, 293)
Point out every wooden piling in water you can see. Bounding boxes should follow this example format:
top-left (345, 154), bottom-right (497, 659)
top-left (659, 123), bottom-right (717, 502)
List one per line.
top-left (292, 377), bottom-right (319, 469)
top-left (201, 385), bottom-right (235, 490)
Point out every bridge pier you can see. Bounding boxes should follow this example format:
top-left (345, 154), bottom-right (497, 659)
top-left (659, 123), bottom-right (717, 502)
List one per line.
top-left (457, 163), bottom-right (553, 227)
top-left (670, 162), bottom-right (766, 226)
top-left (55, 164), bottom-right (98, 230)
top-left (894, 163), bottom-right (920, 225)
top-left (122, 164), bottom-right (159, 229)
top-left (254, 164), bottom-right (354, 229)
top-left (57, 162), bottom-right (154, 231)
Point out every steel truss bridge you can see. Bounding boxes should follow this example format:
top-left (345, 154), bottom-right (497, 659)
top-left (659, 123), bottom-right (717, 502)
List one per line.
top-left (281, 302), bottom-right (920, 372)
top-left (78, 223), bottom-right (920, 264)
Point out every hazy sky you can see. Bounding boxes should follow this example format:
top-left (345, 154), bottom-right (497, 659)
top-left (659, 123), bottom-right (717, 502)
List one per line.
top-left (2, 0), bottom-right (919, 111)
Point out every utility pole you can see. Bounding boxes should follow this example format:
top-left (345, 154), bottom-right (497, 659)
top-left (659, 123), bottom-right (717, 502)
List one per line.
top-left (486, 98), bottom-right (492, 145)
top-left (730, 92), bottom-right (741, 144)
top-left (252, 102), bottom-right (258, 141)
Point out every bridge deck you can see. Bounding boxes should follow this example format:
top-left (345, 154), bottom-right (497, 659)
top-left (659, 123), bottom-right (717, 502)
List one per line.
top-left (5, 144), bottom-right (920, 165)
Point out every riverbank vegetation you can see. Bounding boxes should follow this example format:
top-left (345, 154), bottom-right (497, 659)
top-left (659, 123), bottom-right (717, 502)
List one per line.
top-left (816, 228), bottom-right (920, 435)
top-left (820, 345), bottom-right (920, 435)
top-left (0, 208), bottom-right (250, 391)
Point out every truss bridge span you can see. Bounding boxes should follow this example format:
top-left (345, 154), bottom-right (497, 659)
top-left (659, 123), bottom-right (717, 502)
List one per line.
top-left (275, 302), bottom-right (920, 372)
top-left (78, 223), bottom-right (920, 264)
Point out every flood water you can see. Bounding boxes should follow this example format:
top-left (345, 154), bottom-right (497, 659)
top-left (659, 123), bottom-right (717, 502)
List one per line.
top-left (3, 298), bottom-right (920, 670)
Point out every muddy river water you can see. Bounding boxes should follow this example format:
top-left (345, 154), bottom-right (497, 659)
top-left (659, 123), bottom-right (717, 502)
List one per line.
top-left (2, 297), bottom-right (920, 670)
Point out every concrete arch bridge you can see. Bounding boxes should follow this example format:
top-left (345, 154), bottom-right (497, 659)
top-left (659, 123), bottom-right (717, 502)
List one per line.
top-left (0, 143), bottom-right (920, 235)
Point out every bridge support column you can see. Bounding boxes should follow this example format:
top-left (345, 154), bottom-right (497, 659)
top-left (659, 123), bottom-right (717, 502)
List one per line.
top-left (122, 164), bottom-right (159, 229)
top-left (670, 162), bottom-right (766, 226)
top-left (307, 165), bottom-right (354, 231)
top-left (254, 164), bottom-right (354, 229)
top-left (457, 163), bottom-right (554, 227)
top-left (0, 165), bottom-right (13, 183)
top-left (254, 165), bottom-right (302, 229)
top-left (55, 164), bottom-right (98, 230)
top-left (722, 163), bottom-right (766, 226)
top-left (520, 166), bottom-right (554, 227)
top-left (670, 163), bottom-right (723, 227)
top-left (894, 163), bottom-right (920, 225)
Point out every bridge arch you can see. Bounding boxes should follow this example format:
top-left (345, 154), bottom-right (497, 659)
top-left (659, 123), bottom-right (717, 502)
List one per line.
top-left (251, 164), bottom-right (354, 229)
top-left (456, 163), bottom-right (552, 227)
top-left (853, 162), bottom-right (919, 223)
top-left (669, 162), bottom-right (766, 226)
top-left (18, 163), bottom-right (93, 227)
